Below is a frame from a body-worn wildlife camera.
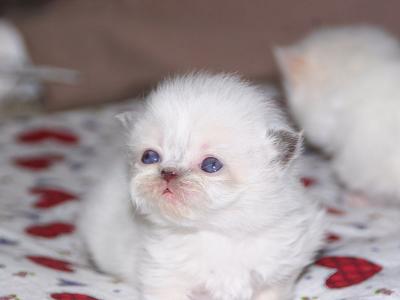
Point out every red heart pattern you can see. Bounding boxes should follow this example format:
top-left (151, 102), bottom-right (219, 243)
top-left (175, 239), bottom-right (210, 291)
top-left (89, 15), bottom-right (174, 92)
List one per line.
top-left (26, 255), bottom-right (74, 272)
top-left (50, 293), bottom-right (99, 300)
top-left (13, 154), bottom-right (64, 171)
top-left (315, 256), bottom-right (382, 288)
top-left (300, 176), bottom-right (317, 187)
top-left (25, 222), bottom-right (75, 238)
top-left (326, 232), bottom-right (341, 243)
top-left (30, 187), bottom-right (78, 209)
top-left (325, 206), bottom-right (345, 216)
top-left (0, 296), bottom-right (19, 300)
top-left (17, 128), bottom-right (79, 145)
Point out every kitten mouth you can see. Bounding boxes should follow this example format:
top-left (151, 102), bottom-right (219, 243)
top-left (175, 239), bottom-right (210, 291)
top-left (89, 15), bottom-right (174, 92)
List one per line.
top-left (162, 187), bottom-right (178, 203)
top-left (162, 188), bottom-right (173, 195)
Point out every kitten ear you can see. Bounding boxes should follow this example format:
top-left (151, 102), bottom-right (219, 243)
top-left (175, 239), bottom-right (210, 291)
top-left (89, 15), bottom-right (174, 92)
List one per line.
top-left (115, 110), bottom-right (141, 130)
top-left (116, 111), bottom-right (133, 129)
top-left (267, 129), bottom-right (303, 167)
top-left (115, 102), bottom-right (145, 130)
top-left (274, 47), bottom-right (306, 83)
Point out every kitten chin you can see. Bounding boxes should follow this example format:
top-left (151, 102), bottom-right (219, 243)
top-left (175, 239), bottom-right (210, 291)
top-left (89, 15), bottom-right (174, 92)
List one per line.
top-left (79, 72), bottom-right (324, 300)
top-left (276, 26), bottom-right (400, 203)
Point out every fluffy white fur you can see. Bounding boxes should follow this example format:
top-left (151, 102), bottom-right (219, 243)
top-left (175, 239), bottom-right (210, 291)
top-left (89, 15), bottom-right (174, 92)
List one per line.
top-left (275, 26), bottom-right (400, 203)
top-left (78, 73), bottom-right (324, 300)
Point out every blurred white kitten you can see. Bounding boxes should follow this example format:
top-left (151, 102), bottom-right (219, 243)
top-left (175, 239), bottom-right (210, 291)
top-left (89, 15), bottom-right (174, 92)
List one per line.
top-left (0, 19), bottom-right (79, 106)
top-left (275, 26), bottom-right (400, 203)
top-left (78, 73), bottom-right (324, 300)
top-left (0, 20), bottom-right (40, 102)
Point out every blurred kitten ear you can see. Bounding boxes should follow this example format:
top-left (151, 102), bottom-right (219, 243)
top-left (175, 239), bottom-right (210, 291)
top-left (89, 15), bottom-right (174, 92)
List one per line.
top-left (115, 110), bottom-right (139, 130)
top-left (268, 129), bottom-right (303, 167)
top-left (115, 101), bottom-right (146, 130)
top-left (274, 47), bottom-right (306, 81)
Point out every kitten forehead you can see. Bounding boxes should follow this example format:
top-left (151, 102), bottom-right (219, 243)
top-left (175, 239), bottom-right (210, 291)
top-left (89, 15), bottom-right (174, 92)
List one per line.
top-left (146, 72), bottom-right (287, 133)
top-left (125, 72), bottom-right (294, 168)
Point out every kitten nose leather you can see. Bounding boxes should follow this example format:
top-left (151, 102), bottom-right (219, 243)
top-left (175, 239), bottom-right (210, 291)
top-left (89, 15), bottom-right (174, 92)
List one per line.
top-left (161, 168), bottom-right (178, 182)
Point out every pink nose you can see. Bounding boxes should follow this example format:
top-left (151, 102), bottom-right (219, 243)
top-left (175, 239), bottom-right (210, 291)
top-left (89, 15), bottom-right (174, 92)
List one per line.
top-left (161, 168), bottom-right (178, 182)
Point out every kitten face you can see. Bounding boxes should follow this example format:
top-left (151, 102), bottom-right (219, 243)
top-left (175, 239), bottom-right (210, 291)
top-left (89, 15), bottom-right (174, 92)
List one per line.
top-left (130, 121), bottom-right (248, 224)
top-left (119, 74), bottom-right (300, 227)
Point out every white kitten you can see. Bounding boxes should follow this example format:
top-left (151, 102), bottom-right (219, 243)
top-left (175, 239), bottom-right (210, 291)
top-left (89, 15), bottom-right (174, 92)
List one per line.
top-left (78, 73), bottom-right (324, 300)
top-left (275, 26), bottom-right (400, 203)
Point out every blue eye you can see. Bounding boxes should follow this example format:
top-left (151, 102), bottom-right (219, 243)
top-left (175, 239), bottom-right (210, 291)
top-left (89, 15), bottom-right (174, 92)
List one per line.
top-left (141, 150), bottom-right (161, 164)
top-left (201, 157), bottom-right (223, 173)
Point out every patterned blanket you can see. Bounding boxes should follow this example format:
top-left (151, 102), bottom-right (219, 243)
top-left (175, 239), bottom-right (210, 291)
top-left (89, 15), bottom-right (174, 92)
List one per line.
top-left (0, 102), bottom-right (399, 300)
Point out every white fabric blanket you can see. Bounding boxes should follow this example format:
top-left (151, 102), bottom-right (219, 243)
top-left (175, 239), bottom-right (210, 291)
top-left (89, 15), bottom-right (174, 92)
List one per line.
top-left (0, 103), bottom-right (399, 300)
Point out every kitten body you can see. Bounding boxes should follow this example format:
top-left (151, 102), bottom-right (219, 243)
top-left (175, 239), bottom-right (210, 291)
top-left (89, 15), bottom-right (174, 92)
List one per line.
top-left (275, 26), bottom-right (400, 202)
top-left (79, 73), bottom-right (324, 300)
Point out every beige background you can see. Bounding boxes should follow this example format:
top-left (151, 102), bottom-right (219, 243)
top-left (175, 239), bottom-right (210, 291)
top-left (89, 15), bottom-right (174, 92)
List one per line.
top-left (8, 0), bottom-right (400, 109)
